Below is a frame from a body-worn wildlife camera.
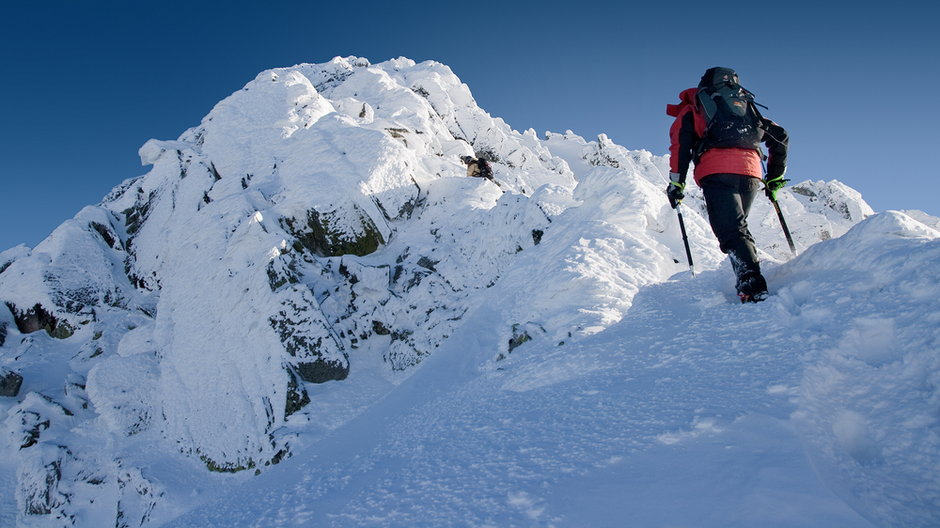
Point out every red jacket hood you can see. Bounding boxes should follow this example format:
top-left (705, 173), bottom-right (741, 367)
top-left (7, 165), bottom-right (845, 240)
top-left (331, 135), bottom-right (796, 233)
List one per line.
top-left (666, 88), bottom-right (699, 116)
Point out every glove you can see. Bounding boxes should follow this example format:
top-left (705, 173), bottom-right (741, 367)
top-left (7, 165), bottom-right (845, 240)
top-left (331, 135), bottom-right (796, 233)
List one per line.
top-left (666, 172), bottom-right (685, 208)
top-left (764, 175), bottom-right (789, 201)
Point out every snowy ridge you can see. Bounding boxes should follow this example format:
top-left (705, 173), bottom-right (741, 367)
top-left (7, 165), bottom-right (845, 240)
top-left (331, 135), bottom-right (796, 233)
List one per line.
top-left (1, 56), bottom-right (934, 527)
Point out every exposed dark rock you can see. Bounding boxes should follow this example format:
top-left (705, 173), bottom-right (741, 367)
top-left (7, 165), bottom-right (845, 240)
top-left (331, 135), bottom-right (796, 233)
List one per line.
top-left (90, 222), bottom-right (118, 249)
top-left (115, 468), bottom-right (163, 528)
top-left (200, 454), bottom-right (255, 474)
top-left (382, 329), bottom-right (427, 371)
top-left (397, 192), bottom-right (425, 220)
top-left (508, 328), bottom-right (531, 353)
top-left (267, 447), bottom-right (290, 468)
top-left (791, 186), bottom-right (816, 199)
top-left (266, 258), bottom-right (300, 292)
top-left (385, 127), bottom-right (409, 144)
top-left (284, 367), bottom-right (310, 417)
top-left (504, 322), bottom-right (546, 358)
top-left (125, 262), bottom-right (157, 291)
top-left (295, 359), bottom-right (349, 384)
top-left (283, 207), bottom-right (385, 257)
top-left (532, 229), bottom-right (544, 245)
top-left (13, 410), bottom-right (48, 447)
top-left (0, 368), bottom-right (24, 398)
top-left (239, 173), bottom-right (254, 190)
top-left (586, 150), bottom-right (620, 168)
top-left (336, 261), bottom-right (358, 283)
top-left (122, 189), bottom-right (156, 238)
top-left (269, 296), bottom-right (350, 385)
top-left (417, 256), bottom-right (438, 272)
top-left (372, 320), bottom-right (391, 335)
top-left (7, 303), bottom-right (74, 339)
top-left (22, 450), bottom-right (67, 515)
top-left (48, 279), bottom-right (103, 315)
top-left (475, 148), bottom-right (499, 163)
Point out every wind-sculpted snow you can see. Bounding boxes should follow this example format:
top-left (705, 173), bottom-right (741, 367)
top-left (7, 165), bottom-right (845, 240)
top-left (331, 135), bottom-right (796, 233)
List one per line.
top-left (0, 55), bottom-right (914, 527)
top-left (786, 212), bottom-right (940, 527)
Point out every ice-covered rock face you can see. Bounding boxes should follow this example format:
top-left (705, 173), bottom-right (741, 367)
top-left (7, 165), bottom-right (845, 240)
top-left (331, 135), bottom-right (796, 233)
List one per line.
top-left (0, 55), bottom-right (879, 526)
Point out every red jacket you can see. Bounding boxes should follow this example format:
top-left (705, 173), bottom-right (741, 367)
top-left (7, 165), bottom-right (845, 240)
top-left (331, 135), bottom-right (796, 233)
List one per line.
top-left (667, 87), bottom-right (787, 186)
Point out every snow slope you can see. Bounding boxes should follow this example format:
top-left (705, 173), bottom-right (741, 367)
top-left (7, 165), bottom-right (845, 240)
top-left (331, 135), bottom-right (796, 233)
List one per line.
top-left (164, 210), bottom-right (940, 528)
top-left (2, 56), bottom-right (935, 527)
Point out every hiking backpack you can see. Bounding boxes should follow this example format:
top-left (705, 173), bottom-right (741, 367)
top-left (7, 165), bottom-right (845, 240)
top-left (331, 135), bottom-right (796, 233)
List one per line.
top-left (695, 67), bottom-right (765, 159)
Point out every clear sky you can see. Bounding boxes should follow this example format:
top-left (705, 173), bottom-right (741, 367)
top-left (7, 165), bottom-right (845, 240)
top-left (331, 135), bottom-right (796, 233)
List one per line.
top-left (2, 1), bottom-right (938, 252)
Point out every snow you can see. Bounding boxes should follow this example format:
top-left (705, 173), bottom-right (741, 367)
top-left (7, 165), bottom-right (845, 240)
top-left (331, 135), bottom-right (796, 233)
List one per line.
top-left (1, 56), bottom-right (937, 528)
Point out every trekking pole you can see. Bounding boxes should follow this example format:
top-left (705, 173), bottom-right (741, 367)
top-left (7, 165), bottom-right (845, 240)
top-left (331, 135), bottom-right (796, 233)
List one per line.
top-left (760, 158), bottom-right (797, 256)
top-left (675, 204), bottom-right (695, 275)
top-left (768, 192), bottom-right (797, 256)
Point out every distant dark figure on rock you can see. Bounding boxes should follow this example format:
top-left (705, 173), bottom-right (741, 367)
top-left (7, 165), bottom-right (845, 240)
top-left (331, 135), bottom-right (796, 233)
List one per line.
top-left (666, 67), bottom-right (789, 303)
top-left (461, 155), bottom-right (494, 181)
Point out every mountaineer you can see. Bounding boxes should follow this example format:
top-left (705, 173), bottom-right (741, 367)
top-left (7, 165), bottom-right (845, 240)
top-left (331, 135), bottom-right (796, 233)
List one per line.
top-left (666, 67), bottom-right (789, 302)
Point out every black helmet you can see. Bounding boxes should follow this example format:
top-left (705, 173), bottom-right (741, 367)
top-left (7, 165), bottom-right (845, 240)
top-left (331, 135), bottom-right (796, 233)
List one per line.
top-left (699, 67), bottom-right (740, 89)
top-left (460, 155), bottom-right (474, 164)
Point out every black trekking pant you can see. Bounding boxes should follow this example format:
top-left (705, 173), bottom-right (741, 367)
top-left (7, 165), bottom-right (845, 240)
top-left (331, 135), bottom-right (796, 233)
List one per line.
top-left (699, 173), bottom-right (762, 276)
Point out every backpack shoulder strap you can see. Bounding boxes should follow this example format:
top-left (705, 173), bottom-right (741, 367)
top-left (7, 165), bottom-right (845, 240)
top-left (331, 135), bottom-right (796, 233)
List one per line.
top-left (697, 88), bottom-right (719, 123)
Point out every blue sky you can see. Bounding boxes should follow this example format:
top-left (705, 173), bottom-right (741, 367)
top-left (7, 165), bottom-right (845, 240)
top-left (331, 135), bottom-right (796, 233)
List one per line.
top-left (2, 1), bottom-right (938, 251)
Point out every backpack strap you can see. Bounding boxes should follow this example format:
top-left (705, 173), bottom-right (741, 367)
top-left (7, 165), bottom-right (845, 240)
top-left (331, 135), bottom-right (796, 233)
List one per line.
top-left (697, 89), bottom-right (719, 123)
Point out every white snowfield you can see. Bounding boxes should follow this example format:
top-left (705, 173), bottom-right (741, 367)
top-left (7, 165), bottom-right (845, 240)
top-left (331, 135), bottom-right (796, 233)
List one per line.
top-left (0, 56), bottom-right (936, 528)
